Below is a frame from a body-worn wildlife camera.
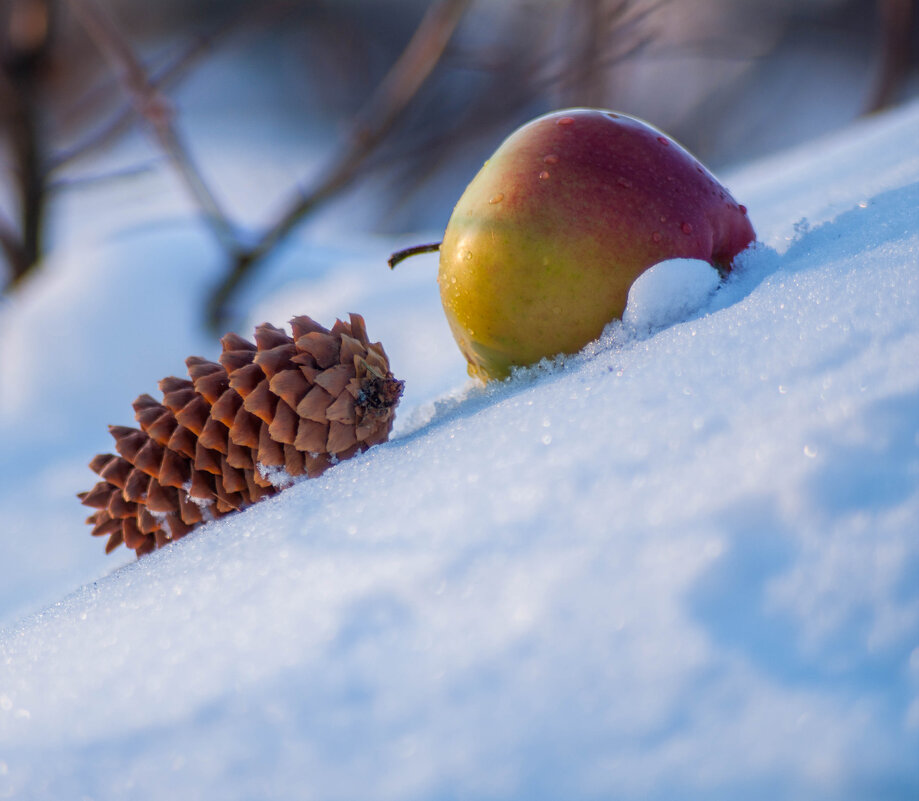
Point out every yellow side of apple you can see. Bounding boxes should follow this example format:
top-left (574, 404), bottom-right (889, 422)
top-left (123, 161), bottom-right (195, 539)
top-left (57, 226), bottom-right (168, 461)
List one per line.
top-left (439, 200), bottom-right (633, 382)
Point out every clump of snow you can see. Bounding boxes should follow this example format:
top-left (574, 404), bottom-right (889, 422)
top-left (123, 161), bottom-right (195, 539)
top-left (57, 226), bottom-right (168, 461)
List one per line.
top-left (256, 463), bottom-right (297, 490)
top-left (621, 257), bottom-right (722, 334)
top-left (1, 98), bottom-right (919, 800)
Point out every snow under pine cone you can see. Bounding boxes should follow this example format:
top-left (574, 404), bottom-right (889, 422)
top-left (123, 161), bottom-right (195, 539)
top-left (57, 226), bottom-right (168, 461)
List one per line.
top-left (79, 314), bottom-right (404, 558)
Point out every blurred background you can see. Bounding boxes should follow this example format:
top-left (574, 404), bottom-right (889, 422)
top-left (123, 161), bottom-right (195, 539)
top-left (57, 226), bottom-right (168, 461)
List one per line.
top-left (1, 0), bottom-right (918, 326)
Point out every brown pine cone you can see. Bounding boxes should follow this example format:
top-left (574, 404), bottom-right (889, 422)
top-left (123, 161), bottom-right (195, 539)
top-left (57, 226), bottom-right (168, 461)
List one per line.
top-left (78, 314), bottom-right (404, 557)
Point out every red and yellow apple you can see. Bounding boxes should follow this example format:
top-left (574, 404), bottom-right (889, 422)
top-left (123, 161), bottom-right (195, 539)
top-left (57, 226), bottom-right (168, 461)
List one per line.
top-left (438, 108), bottom-right (755, 381)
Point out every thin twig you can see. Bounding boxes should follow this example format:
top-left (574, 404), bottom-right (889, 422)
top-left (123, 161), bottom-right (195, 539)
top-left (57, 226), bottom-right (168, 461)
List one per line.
top-left (566, 0), bottom-right (610, 106)
top-left (50, 30), bottom-right (221, 172)
top-left (206, 0), bottom-right (473, 330)
top-left (50, 1), bottom-right (276, 172)
top-left (388, 242), bottom-right (441, 269)
top-left (0, 51), bottom-right (46, 285)
top-left (0, 211), bottom-right (26, 288)
top-left (47, 159), bottom-right (160, 191)
top-left (65, 0), bottom-right (240, 256)
top-left (865, 0), bottom-right (914, 113)
top-left (548, 0), bottom-right (667, 98)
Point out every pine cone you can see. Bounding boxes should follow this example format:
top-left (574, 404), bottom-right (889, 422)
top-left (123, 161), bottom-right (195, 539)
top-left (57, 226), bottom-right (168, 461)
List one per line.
top-left (78, 314), bottom-right (404, 557)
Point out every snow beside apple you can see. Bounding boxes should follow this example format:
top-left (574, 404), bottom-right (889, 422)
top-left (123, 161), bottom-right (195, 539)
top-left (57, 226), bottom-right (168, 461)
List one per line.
top-left (621, 258), bottom-right (722, 333)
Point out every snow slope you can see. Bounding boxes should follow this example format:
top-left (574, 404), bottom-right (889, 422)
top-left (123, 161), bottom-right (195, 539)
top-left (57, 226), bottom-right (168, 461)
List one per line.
top-left (1, 100), bottom-right (918, 799)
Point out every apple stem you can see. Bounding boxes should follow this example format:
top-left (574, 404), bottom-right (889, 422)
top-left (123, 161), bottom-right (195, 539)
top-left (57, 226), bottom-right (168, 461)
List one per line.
top-left (388, 242), bottom-right (441, 269)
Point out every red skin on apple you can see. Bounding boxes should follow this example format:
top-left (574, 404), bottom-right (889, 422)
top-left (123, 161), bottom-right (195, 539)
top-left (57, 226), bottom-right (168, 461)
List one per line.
top-left (438, 108), bottom-right (756, 380)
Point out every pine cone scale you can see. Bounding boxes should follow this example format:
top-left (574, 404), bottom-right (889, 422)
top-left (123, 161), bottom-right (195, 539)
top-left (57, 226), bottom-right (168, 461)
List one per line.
top-left (297, 385), bottom-right (334, 422)
top-left (124, 468), bottom-right (150, 501)
top-left (99, 456), bottom-right (132, 488)
top-left (198, 416), bottom-right (229, 453)
top-left (268, 370), bottom-right (310, 409)
top-left (88, 453), bottom-right (116, 474)
top-left (295, 419), bottom-right (328, 453)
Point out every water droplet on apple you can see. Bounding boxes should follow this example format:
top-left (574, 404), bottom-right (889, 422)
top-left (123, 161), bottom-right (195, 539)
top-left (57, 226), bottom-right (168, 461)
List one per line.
top-left (617, 177), bottom-right (632, 189)
top-left (681, 222), bottom-right (693, 234)
top-left (557, 116), bottom-right (574, 126)
top-left (489, 193), bottom-right (504, 204)
top-left (606, 112), bottom-right (619, 119)
top-left (656, 136), bottom-right (669, 146)
top-left (739, 204), bottom-right (748, 215)
top-left (463, 250), bottom-right (473, 261)
top-left (543, 154), bottom-right (559, 164)
top-left (539, 170), bottom-right (550, 180)
top-left (652, 231), bottom-right (662, 242)
top-left (659, 215), bottom-right (667, 223)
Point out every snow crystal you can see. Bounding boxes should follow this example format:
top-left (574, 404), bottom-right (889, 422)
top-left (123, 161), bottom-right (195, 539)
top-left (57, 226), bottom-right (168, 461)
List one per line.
top-left (256, 462), bottom-right (297, 489)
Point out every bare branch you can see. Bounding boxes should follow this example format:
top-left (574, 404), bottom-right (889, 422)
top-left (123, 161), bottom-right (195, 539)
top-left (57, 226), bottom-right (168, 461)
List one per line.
top-left (49, 30), bottom-right (220, 172)
top-left (0, 17), bottom-right (48, 287)
top-left (206, 0), bottom-right (473, 330)
top-left (49, 2), bottom-right (279, 173)
top-left (0, 211), bottom-right (26, 288)
top-left (65, 0), bottom-right (240, 255)
top-left (865, 0), bottom-right (914, 114)
top-left (262, 0), bottom-right (471, 253)
top-left (47, 159), bottom-right (160, 192)
top-left (548, 0), bottom-right (668, 100)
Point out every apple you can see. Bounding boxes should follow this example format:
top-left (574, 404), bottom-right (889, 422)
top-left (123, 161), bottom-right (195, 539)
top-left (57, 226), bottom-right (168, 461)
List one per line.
top-left (437, 108), bottom-right (755, 380)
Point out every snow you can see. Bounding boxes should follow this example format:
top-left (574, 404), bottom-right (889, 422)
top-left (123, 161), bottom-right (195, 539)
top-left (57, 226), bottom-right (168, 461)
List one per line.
top-left (620, 257), bottom-right (722, 333)
top-left (1, 97), bottom-right (919, 800)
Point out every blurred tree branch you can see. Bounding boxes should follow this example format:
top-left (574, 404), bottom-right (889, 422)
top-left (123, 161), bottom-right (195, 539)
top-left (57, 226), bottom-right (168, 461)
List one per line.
top-left (49, 24), bottom-right (232, 173)
top-left (866, 0), bottom-right (914, 113)
top-left (553, 0), bottom-right (664, 103)
top-left (205, 0), bottom-right (473, 330)
top-left (0, 71), bottom-right (43, 286)
top-left (2, 0), bottom-right (249, 290)
top-left (0, 0), bottom-right (51, 289)
top-left (60, 0), bottom-right (473, 331)
top-left (0, 210), bottom-right (27, 286)
top-left (65, 0), bottom-right (241, 257)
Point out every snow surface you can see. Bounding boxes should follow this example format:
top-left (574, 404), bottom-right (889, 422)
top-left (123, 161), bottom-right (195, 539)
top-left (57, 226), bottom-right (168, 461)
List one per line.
top-left (1, 98), bottom-right (918, 800)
